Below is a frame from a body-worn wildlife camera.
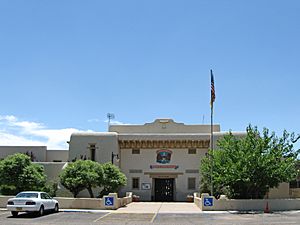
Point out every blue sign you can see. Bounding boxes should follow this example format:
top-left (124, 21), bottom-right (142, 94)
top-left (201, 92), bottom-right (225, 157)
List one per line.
top-left (203, 197), bottom-right (213, 206)
top-left (104, 197), bottom-right (114, 206)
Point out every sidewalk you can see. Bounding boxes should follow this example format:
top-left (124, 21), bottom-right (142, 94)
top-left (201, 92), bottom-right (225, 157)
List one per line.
top-left (115, 202), bottom-right (202, 214)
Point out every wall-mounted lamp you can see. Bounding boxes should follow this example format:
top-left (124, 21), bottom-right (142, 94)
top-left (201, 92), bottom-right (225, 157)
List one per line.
top-left (111, 152), bottom-right (119, 164)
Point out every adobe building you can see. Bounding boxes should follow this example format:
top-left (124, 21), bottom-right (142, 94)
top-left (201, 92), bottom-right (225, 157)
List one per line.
top-left (0, 118), bottom-right (293, 200)
top-left (69, 119), bottom-right (246, 201)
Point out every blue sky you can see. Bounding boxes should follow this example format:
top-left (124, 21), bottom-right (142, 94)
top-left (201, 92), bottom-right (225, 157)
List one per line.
top-left (0, 0), bottom-right (300, 149)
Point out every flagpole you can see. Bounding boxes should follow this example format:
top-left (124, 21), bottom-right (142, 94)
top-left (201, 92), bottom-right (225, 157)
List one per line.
top-left (210, 69), bottom-right (215, 197)
top-left (210, 101), bottom-right (214, 196)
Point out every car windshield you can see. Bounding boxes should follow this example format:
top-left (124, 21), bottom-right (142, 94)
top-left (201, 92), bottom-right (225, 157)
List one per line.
top-left (16, 193), bottom-right (39, 198)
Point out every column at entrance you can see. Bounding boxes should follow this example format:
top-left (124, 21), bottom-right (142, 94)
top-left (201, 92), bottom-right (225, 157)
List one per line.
top-left (154, 178), bottom-right (174, 202)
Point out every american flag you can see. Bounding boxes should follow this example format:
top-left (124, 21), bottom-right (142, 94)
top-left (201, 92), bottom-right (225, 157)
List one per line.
top-left (210, 69), bottom-right (216, 107)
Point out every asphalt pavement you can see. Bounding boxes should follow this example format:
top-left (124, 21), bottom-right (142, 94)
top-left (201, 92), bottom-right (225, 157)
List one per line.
top-left (0, 203), bottom-right (300, 225)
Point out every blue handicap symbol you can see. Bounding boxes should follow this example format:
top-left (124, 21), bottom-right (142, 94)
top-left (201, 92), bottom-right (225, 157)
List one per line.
top-left (203, 197), bottom-right (213, 206)
top-left (104, 197), bottom-right (114, 206)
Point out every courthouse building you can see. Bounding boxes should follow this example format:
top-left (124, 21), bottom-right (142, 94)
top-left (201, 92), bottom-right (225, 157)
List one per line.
top-left (0, 119), bottom-right (291, 201)
top-left (69, 119), bottom-right (244, 201)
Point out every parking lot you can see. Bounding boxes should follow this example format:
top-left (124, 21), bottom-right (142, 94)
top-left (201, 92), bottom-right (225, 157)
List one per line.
top-left (1, 210), bottom-right (300, 225)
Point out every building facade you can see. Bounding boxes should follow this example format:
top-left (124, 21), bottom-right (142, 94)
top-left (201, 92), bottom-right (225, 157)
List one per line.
top-left (69, 119), bottom-right (245, 201)
top-left (0, 119), bottom-right (292, 200)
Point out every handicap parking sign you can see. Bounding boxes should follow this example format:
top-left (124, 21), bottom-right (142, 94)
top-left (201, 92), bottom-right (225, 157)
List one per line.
top-left (104, 196), bottom-right (114, 206)
top-left (203, 197), bottom-right (213, 206)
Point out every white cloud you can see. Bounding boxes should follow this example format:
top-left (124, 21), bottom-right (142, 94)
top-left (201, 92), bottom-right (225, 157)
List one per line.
top-left (0, 131), bottom-right (45, 146)
top-left (0, 115), bottom-right (93, 149)
top-left (87, 118), bottom-right (101, 123)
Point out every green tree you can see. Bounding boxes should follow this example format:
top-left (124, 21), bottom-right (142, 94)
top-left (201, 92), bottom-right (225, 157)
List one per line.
top-left (99, 163), bottom-right (127, 197)
top-left (59, 160), bottom-right (103, 198)
top-left (200, 125), bottom-right (300, 199)
top-left (0, 153), bottom-right (47, 195)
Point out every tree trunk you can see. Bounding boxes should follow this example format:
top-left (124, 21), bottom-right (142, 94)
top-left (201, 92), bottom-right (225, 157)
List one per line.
top-left (87, 186), bottom-right (94, 198)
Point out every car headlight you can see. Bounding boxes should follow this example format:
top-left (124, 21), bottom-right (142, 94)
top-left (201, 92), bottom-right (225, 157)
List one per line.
top-left (7, 201), bottom-right (14, 205)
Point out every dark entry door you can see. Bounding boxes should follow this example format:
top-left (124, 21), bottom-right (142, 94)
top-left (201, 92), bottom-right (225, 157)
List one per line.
top-left (154, 178), bottom-right (174, 201)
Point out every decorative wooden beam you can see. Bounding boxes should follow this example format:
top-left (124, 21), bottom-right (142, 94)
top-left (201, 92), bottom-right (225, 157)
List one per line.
top-left (119, 139), bottom-right (210, 149)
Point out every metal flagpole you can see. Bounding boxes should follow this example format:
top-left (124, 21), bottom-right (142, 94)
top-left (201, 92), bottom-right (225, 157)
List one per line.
top-left (210, 101), bottom-right (214, 196)
top-left (210, 69), bottom-right (215, 197)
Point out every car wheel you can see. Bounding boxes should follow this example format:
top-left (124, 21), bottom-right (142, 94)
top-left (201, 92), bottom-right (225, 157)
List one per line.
top-left (11, 211), bottom-right (18, 217)
top-left (38, 205), bottom-right (44, 216)
top-left (54, 204), bottom-right (59, 213)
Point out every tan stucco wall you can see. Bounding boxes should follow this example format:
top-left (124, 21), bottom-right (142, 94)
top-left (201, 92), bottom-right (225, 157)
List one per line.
top-left (46, 150), bottom-right (68, 162)
top-left (268, 183), bottom-right (290, 199)
top-left (0, 193), bottom-right (132, 209)
top-left (0, 146), bottom-right (47, 161)
top-left (119, 147), bottom-right (208, 201)
top-left (290, 188), bottom-right (300, 198)
top-left (68, 132), bottom-right (119, 165)
top-left (36, 162), bottom-right (67, 182)
top-left (195, 193), bottom-right (300, 211)
top-left (110, 119), bottom-right (220, 134)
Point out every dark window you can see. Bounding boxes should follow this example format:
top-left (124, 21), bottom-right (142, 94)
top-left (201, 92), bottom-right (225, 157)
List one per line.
top-left (132, 148), bottom-right (140, 154)
top-left (129, 169), bottom-right (143, 173)
top-left (290, 180), bottom-right (300, 188)
top-left (41, 193), bottom-right (47, 199)
top-left (89, 144), bottom-right (96, 161)
top-left (44, 193), bottom-right (51, 199)
top-left (188, 148), bottom-right (197, 154)
top-left (132, 177), bottom-right (140, 189)
top-left (188, 177), bottom-right (196, 190)
top-left (185, 169), bottom-right (199, 174)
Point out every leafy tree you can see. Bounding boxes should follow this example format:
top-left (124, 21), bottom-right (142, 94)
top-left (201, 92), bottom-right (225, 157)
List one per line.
top-left (43, 181), bottom-right (58, 197)
top-left (59, 160), bottom-right (103, 198)
top-left (200, 125), bottom-right (300, 199)
top-left (99, 163), bottom-right (127, 197)
top-left (0, 153), bottom-right (47, 195)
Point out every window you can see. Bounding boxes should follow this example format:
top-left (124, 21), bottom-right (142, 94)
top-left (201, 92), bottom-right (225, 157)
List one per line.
top-left (290, 180), bottom-right (300, 188)
top-left (185, 169), bottom-right (199, 174)
top-left (41, 193), bottom-right (47, 199)
top-left (132, 148), bottom-right (140, 154)
top-left (188, 148), bottom-right (197, 154)
top-left (132, 177), bottom-right (140, 189)
top-left (129, 169), bottom-right (143, 173)
top-left (44, 193), bottom-right (51, 199)
top-left (89, 144), bottom-right (96, 161)
top-left (188, 177), bottom-right (196, 190)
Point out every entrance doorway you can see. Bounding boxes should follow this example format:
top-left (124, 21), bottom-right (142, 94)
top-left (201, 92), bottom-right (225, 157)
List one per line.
top-left (154, 178), bottom-right (174, 201)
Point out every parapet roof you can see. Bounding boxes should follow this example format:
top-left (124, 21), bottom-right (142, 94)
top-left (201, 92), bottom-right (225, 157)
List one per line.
top-left (109, 119), bottom-right (221, 134)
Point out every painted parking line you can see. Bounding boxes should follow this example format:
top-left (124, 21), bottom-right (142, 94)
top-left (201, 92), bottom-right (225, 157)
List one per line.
top-left (95, 213), bottom-right (155, 223)
top-left (93, 212), bottom-right (112, 222)
top-left (150, 202), bottom-right (163, 223)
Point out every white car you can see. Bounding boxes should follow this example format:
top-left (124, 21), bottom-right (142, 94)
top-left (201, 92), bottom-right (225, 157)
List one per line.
top-left (6, 191), bottom-right (59, 217)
